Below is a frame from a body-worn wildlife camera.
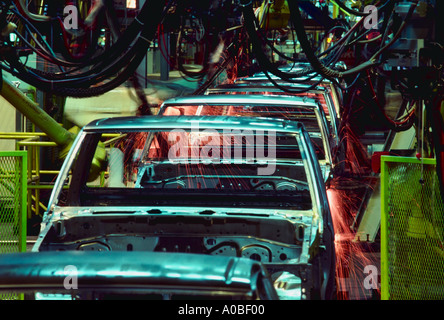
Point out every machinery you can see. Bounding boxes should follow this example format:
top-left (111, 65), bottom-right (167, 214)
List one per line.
top-left (0, 0), bottom-right (442, 300)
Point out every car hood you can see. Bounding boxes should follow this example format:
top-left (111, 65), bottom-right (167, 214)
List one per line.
top-left (0, 251), bottom-right (278, 299)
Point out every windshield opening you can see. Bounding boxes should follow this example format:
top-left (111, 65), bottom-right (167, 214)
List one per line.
top-left (62, 126), bottom-right (314, 210)
top-left (160, 104), bottom-right (327, 160)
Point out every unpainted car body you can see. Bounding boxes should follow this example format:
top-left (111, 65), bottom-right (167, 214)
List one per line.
top-left (0, 251), bottom-right (278, 300)
top-left (34, 115), bottom-right (336, 300)
top-left (235, 70), bottom-right (343, 121)
top-left (204, 82), bottom-right (340, 152)
top-left (158, 95), bottom-right (335, 181)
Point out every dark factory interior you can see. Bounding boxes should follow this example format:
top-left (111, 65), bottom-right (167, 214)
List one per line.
top-left (0, 0), bottom-right (443, 301)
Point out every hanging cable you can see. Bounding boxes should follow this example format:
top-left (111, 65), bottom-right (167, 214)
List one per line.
top-left (366, 69), bottom-right (416, 131)
top-left (240, 0), bottom-right (319, 81)
top-left (283, 0), bottom-right (418, 80)
top-left (13, 0), bottom-right (50, 23)
top-left (2, 0), bottom-right (169, 97)
top-left (262, 69), bottom-right (325, 94)
top-left (287, 0), bottom-right (374, 80)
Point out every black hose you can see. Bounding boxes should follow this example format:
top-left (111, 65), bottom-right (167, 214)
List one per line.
top-left (8, 0), bottom-right (166, 97)
top-left (6, 0), bottom-right (167, 96)
top-left (261, 69), bottom-right (325, 94)
top-left (287, 0), bottom-right (419, 80)
top-left (287, 0), bottom-right (379, 80)
top-left (175, 18), bottom-right (211, 80)
top-left (8, 0), bottom-right (161, 82)
top-left (240, 0), bottom-right (316, 81)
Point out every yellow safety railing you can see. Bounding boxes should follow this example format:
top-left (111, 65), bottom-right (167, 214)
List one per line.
top-left (0, 131), bottom-right (120, 219)
top-left (0, 131), bottom-right (58, 219)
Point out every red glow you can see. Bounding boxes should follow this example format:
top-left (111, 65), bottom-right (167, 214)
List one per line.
top-left (338, 123), bottom-right (370, 176)
top-left (327, 177), bottom-right (379, 299)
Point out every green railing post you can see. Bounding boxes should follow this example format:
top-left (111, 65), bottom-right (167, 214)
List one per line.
top-left (380, 155), bottom-right (389, 300)
top-left (0, 150), bottom-right (27, 254)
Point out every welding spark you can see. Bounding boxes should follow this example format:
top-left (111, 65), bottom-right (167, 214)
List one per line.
top-left (327, 177), bottom-right (379, 300)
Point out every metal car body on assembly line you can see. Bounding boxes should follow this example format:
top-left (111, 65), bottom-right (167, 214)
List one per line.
top-left (0, 251), bottom-right (278, 300)
top-left (235, 69), bottom-right (343, 121)
top-left (158, 95), bottom-right (335, 181)
top-left (33, 115), bottom-right (336, 300)
top-left (204, 82), bottom-right (340, 150)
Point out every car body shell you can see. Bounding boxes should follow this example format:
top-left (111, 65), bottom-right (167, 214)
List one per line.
top-left (34, 115), bottom-right (336, 300)
top-left (204, 82), bottom-right (340, 146)
top-left (158, 95), bottom-right (335, 181)
top-left (235, 72), bottom-right (343, 120)
top-left (0, 251), bottom-right (278, 300)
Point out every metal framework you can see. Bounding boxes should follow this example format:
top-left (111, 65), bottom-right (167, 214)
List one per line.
top-left (381, 155), bottom-right (444, 300)
top-left (0, 150), bottom-right (27, 254)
